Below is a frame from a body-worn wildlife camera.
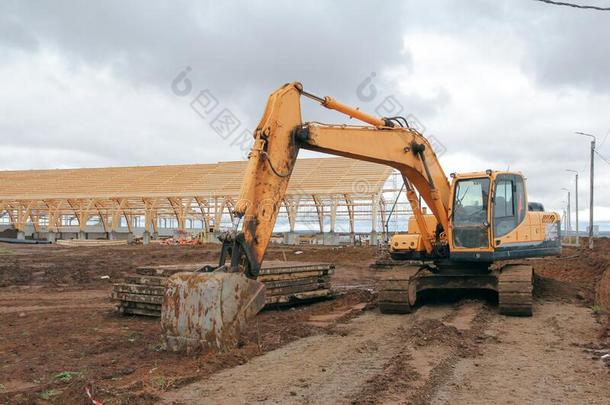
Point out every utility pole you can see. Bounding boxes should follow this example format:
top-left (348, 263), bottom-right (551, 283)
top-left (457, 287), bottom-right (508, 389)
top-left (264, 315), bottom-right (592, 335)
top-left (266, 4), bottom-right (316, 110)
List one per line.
top-left (576, 132), bottom-right (596, 249)
top-left (566, 169), bottom-right (579, 245)
top-left (561, 188), bottom-right (571, 239)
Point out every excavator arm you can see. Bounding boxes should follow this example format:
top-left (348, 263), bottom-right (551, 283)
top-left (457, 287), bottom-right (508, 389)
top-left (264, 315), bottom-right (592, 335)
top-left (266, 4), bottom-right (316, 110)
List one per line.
top-left (227, 82), bottom-right (451, 277)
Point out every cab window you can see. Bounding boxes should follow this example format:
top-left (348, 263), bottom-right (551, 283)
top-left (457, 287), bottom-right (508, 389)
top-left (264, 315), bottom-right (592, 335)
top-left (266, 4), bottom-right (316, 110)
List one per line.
top-left (452, 178), bottom-right (490, 249)
top-left (494, 180), bottom-right (514, 218)
top-left (493, 174), bottom-right (526, 237)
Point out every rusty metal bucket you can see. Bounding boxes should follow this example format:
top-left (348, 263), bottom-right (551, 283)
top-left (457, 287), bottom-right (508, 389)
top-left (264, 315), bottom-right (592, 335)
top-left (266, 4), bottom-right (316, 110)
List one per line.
top-left (161, 272), bottom-right (266, 353)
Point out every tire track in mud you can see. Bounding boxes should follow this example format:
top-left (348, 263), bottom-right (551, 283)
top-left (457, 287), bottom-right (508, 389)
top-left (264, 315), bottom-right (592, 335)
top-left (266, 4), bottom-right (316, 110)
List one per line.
top-left (350, 301), bottom-right (491, 404)
top-left (161, 301), bottom-right (489, 404)
top-left (431, 302), bottom-right (610, 404)
top-left (162, 312), bottom-right (414, 404)
top-left (0, 289), bottom-right (112, 313)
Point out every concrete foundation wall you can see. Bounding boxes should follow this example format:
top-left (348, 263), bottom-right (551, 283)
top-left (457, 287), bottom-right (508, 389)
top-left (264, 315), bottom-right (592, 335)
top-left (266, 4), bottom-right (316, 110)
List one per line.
top-left (279, 231), bottom-right (385, 246)
top-left (1, 224), bottom-right (385, 247)
top-left (0, 224), bottom-right (190, 240)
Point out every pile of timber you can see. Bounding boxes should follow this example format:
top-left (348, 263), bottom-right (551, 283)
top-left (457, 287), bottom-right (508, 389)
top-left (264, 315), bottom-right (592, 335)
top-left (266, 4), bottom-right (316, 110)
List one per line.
top-left (258, 262), bottom-right (334, 305)
top-left (112, 261), bottom-right (334, 317)
top-left (112, 264), bottom-right (200, 316)
top-left (56, 239), bottom-right (128, 247)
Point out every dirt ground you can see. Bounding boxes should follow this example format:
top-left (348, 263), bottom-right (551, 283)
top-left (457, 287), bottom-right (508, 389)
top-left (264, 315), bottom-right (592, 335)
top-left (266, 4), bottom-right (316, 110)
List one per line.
top-left (0, 239), bottom-right (608, 404)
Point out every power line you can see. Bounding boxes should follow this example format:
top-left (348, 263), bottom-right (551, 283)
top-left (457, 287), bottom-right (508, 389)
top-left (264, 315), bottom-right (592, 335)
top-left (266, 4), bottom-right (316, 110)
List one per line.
top-left (600, 128), bottom-right (610, 148)
top-left (595, 150), bottom-right (610, 164)
top-left (533, 0), bottom-right (610, 10)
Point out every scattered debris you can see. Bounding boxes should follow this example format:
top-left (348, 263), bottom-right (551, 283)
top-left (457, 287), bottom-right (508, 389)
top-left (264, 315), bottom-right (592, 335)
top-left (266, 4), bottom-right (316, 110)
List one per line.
top-left (84, 385), bottom-right (103, 405)
top-left (159, 238), bottom-right (202, 246)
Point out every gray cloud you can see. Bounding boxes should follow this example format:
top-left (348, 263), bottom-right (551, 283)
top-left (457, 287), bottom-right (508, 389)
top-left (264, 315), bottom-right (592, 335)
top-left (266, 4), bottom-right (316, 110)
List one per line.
top-left (0, 0), bottom-right (411, 102)
top-left (0, 0), bottom-right (609, 224)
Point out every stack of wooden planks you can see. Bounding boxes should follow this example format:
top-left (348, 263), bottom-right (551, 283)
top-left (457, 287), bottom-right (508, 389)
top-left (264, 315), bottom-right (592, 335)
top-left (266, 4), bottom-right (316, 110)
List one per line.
top-left (112, 261), bottom-right (334, 316)
top-left (112, 264), bottom-right (200, 316)
top-left (258, 262), bottom-right (334, 305)
top-left (57, 239), bottom-right (128, 247)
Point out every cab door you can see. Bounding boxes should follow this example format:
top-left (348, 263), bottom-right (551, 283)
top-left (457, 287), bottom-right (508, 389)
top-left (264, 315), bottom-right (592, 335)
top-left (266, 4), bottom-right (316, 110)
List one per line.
top-left (450, 177), bottom-right (492, 252)
top-left (492, 174), bottom-right (526, 243)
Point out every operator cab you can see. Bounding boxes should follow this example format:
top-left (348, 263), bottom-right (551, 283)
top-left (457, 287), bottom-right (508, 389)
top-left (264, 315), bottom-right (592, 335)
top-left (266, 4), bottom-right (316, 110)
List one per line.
top-left (450, 171), bottom-right (527, 252)
top-left (389, 170), bottom-right (559, 262)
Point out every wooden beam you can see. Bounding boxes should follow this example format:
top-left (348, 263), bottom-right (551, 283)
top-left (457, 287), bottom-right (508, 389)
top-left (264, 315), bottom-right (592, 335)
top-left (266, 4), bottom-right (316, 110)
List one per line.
top-left (194, 197), bottom-right (211, 232)
top-left (371, 192), bottom-right (380, 232)
top-left (330, 195), bottom-right (338, 233)
top-left (143, 198), bottom-right (159, 233)
top-left (344, 194), bottom-right (355, 234)
top-left (12, 200), bottom-right (35, 232)
top-left (0, 201), bottom-right (8, 224)
top-left (283, 198), bottom-right (300, 232)
top-left (379, 194), bottom-right (387, 234)
top-left (28, 208), bottom-right (41, 233)
top-left (212, 197), bottom-right (227, 231)
top-left (44, 200), bottom-right (64, 231)
top-left (312, 195), bottom-right (324, 233)
top-left (67, 198), bottom-right (96, 232)
top-left (111, 198), bottom-right (132, 232)
top-left (224, 197), bottom-right (236, 222)
top-left (83, 200), bottom-right (111, 233)
top-left (168, 197), bottom-right (193, 231)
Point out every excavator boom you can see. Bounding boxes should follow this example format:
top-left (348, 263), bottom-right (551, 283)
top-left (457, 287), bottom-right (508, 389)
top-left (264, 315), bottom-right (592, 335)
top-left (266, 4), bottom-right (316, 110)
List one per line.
top-left (232, 82), bottom-right (452, 275)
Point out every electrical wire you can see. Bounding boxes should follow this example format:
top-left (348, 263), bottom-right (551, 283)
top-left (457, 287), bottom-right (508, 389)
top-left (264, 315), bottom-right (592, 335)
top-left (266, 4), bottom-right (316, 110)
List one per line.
top-left (533, 0), bottom-right (610, 11)
top-left (595, 150), bottom-right (610, 165)
top-left (600, 129), bottom-right (610, 148)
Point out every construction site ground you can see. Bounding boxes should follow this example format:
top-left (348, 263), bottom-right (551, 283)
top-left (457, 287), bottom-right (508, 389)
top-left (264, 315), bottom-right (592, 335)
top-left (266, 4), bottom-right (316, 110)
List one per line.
top-left (0, 240), bottom-right (608, 404)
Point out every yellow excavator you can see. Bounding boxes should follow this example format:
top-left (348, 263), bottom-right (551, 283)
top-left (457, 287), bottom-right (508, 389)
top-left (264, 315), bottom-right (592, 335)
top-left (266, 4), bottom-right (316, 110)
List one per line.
top-left (161, 82), bottom-right (561, 352)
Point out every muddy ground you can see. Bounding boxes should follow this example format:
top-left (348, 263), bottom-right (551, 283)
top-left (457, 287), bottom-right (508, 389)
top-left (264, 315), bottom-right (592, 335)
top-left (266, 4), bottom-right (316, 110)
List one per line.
top-left (0, 239), bottom-right (608, 404)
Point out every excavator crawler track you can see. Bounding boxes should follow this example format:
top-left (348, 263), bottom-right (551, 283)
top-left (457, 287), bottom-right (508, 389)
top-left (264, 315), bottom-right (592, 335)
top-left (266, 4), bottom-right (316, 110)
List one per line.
top-left (378, 268), bottom-right (419, 314)
top-left (498, 264), bottom-right (533, 317)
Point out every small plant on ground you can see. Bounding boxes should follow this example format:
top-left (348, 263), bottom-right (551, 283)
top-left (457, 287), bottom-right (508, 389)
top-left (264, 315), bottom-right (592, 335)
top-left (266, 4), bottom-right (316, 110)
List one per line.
top-left (54, 371), bottom-right (82, 383)
top-left (38, 389), bottom-right (60, 400)
top-left (152, 376), bottom-right (170, 391)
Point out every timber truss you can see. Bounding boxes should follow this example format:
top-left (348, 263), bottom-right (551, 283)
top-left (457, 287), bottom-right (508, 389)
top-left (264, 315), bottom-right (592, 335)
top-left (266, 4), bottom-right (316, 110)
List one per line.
top-left (0, 158), bottom-right (394, 235)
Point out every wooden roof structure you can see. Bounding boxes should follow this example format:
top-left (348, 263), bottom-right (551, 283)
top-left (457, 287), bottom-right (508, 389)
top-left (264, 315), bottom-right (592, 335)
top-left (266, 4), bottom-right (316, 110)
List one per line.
top-left (0, 157), bottom-right (392, 234)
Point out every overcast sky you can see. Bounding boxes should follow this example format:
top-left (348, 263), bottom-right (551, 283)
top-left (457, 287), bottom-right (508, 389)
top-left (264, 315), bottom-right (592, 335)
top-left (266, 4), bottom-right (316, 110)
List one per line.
top-left (1, 0), bottom-right (609, 228)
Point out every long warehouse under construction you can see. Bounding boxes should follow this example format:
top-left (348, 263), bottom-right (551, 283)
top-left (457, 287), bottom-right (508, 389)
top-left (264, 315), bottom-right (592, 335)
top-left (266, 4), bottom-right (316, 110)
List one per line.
top-left (0, 157), bottom-right (409, 245)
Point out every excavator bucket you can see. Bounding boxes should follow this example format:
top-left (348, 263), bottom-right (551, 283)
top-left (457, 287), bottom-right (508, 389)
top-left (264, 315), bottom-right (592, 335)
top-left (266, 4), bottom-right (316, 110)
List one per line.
top-left (161, 271), bottom-right (266, 353)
